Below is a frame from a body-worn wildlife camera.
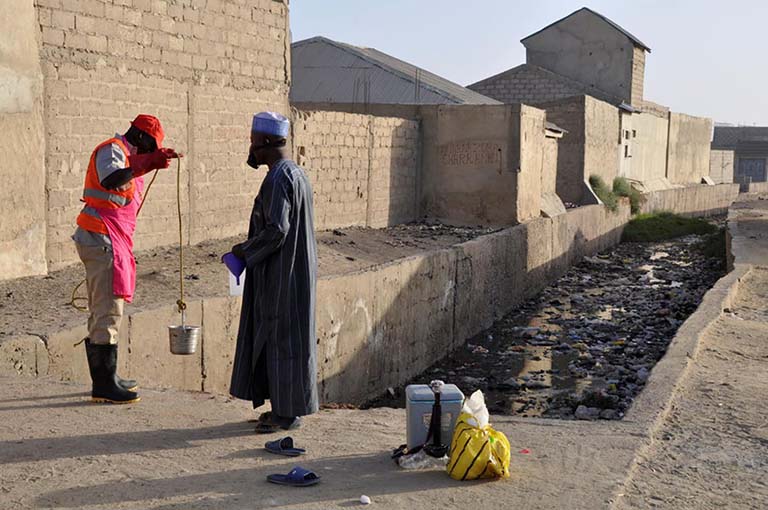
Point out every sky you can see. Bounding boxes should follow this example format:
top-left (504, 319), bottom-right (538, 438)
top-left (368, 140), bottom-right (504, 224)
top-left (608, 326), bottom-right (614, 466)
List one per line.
top-left (290, 0), bottom-right (767, 126)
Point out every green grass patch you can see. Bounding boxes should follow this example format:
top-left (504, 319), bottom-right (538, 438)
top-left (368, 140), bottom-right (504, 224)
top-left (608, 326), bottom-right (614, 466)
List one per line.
top-left (622, 212), bottom-right (717, 242)
top-left (612, 177), bottom-right (646, 215)
top-left (695, 227), bottom-right (727, 269)
top-left (589, 175), bottom-right (618, 212)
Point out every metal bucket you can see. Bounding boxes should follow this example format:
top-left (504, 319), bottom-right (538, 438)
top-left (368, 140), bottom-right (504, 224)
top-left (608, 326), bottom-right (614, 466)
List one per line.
top-left (168, 325), bottom-right (200, 355)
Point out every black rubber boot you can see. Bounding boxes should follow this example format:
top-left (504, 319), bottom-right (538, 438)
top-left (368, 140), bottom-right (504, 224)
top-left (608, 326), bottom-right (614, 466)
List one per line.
top-left (83, 339), bottom-right (137, 391)
top-left (85, 341), bottom-right (140, 404)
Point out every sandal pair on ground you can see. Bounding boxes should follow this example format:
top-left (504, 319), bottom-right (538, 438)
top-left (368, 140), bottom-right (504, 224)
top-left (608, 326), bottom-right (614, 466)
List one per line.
top-left (264, 436), bottom-right (320, 487)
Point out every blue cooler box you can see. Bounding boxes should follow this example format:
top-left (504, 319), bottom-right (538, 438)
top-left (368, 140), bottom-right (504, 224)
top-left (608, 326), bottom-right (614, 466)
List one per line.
top-left (405, 384), bottom-right (464, 450)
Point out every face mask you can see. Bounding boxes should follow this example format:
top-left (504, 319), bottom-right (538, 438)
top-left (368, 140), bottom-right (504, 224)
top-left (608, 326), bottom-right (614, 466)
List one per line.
top-left (247, 142), bottom-right (273, 169)
top-left (247, 151), bottom-right (260, 169)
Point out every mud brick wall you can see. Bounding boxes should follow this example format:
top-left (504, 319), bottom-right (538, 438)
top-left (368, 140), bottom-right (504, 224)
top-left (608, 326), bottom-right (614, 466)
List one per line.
top-left (35, 0), bottom-right (290, 269)
top-left (292, 110), bottom-right (420, 230)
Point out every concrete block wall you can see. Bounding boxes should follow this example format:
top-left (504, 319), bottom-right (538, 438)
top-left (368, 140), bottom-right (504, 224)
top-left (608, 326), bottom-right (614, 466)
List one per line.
top-left (666, 113), bottom-right (713, 185)
top-left (468, 65), bottom-right (586, 105)
top-left (293, 111), bottom-right (371, 230)
top-left (0, 2), bottom-right (47, 281)
top-left (631, 47), bottom-right (646, 107)
top-left (292, 110), bottom-right (420, 230)
top-left (35, 0), bottom-right (291, 270)
top-left (709, 149), bottom-right (734, 185)
top-left (369, 117), bottom-right (420, 227)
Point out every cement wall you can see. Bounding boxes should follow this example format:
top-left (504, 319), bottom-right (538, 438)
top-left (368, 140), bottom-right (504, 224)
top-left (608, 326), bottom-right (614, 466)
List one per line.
top-left (640, 184), bottom-right (739, 217)
top-left (524, 9), bottom-right (636, 105)
top-left (419, 104), bottom-right (545, 226)
top-left (742, 181), bottom-right (768, 193)
top-left (709, 149), bottom-right (734, 184)
top-left (292, 111), bottom-right (420, 230)
top-left (666, 113), bottom-right (713, 185)
top-left (0, 1), bottom-right (47, 281)
top-left (627, 112), bottom-right (669, 184)
top-left (540, 96), bottom-right (586, 204)
top-left (584, 96), bottom-right (620, 186)
top-left (541, 137), bottom-right (559, 195)
top-left (36, 0), bottom-right (291, 270)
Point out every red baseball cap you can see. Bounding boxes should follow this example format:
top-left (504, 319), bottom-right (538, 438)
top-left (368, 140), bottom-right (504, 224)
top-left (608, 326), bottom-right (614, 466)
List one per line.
top-left (131, 114), bottom-right (165, 147)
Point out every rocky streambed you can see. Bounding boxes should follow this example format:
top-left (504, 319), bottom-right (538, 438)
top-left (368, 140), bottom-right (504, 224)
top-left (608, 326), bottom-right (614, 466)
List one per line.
top-left (368, 228), bottom-right (726, 421)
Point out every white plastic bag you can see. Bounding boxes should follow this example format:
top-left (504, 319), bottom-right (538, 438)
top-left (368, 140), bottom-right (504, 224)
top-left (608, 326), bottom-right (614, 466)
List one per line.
top-left (396, 449), bottom-right (448, 470)
top-left (461, 390), bottom-right (489, 428)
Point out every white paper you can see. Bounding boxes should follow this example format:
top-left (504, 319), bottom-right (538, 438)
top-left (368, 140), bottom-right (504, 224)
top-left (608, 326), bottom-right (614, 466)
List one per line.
top-left (229, 272), bottom-right (243, 296)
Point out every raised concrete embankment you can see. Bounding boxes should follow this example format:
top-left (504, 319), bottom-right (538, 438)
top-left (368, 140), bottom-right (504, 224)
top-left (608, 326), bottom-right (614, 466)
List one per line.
top-left (741, 181), bottom-right (768, 194)
top-left (639, 183), bottom-right (739, 216)
top-left (0, 184), bottom-right (739, 403)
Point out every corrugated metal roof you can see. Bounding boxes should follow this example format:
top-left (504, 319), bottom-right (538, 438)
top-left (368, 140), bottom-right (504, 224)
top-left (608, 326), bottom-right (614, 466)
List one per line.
top-left (291, 37), bottom-right (500, 105)
top-left (521, 7), bottom-right (651, 53)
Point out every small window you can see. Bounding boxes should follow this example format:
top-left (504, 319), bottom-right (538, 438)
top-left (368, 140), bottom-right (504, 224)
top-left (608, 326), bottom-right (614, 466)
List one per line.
top-left (624, 145), bottom-right (632, 158)
top-left (625, 130), bottom-right (630, 140)
top-left (632, 130), bottom-right (637, 138)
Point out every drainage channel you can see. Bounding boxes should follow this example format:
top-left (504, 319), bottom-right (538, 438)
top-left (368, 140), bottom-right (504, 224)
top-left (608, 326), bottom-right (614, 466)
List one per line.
top-left (367, 226), bottom-right (726, 421)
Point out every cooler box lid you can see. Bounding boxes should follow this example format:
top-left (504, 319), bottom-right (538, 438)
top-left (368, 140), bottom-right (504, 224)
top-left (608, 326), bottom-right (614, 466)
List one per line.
top-left (406, 384), bottom-right (464, 403)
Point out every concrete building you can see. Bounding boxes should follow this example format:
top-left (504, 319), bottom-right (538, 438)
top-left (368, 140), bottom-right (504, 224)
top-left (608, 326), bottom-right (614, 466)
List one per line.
top-left (291, 36), bottom-right (500, 116)
top-left (712, 126), bottom-right (768, 187)
top-left (470, 7), bottom-right (649, 109)
top-left (468, 7), bottom-right (714, 202)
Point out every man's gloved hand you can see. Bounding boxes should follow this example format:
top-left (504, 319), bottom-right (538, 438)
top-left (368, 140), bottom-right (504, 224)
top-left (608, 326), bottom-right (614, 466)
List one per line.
top-left (159, 148), bottom-right (182, 159)
top-left (130, 150), bottom-right (173, 176)
top-left (231, 243), bottom-right (246, 259)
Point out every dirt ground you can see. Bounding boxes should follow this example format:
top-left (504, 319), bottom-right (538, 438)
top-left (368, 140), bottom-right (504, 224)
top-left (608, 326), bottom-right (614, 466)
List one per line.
top-left (0, 223), bottom-right (494, 338)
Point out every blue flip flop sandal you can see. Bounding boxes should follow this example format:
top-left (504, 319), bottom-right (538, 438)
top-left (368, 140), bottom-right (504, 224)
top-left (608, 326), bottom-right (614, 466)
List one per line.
top-left (267, 466), bottom-right (321, 487)
top-left (265, 437), bottom-right (306, 457)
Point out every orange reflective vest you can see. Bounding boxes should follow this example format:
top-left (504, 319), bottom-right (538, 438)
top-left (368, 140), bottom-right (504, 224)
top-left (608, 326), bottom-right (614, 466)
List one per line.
top-left (76, 138), bottom-right (135, 235)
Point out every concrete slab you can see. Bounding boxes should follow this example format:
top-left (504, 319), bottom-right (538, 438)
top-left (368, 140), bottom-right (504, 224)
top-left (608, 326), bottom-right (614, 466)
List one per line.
top-left (541, 191), bottom-right (567, 218)
top-left (126, 301), bottom-right (204, 392)
top-left (201, 296), bottom-right (241, 394)
top-left (0, 335), bottom-right (46, 377)
top-left (46, 324), bottom-right (90, 384)
top-left (728, 197), bottom-right (768, 266)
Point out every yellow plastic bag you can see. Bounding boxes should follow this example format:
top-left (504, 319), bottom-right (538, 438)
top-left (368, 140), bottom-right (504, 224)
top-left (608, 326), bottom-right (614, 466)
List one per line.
top-left (446, 395), bottom-right (511, 480)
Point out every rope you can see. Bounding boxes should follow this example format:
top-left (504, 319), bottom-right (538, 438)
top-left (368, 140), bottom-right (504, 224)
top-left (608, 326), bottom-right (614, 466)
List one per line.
top-left (175, 157), bottom-right (187, 320)
top-left (69, 169), bottom-right (160, 312)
